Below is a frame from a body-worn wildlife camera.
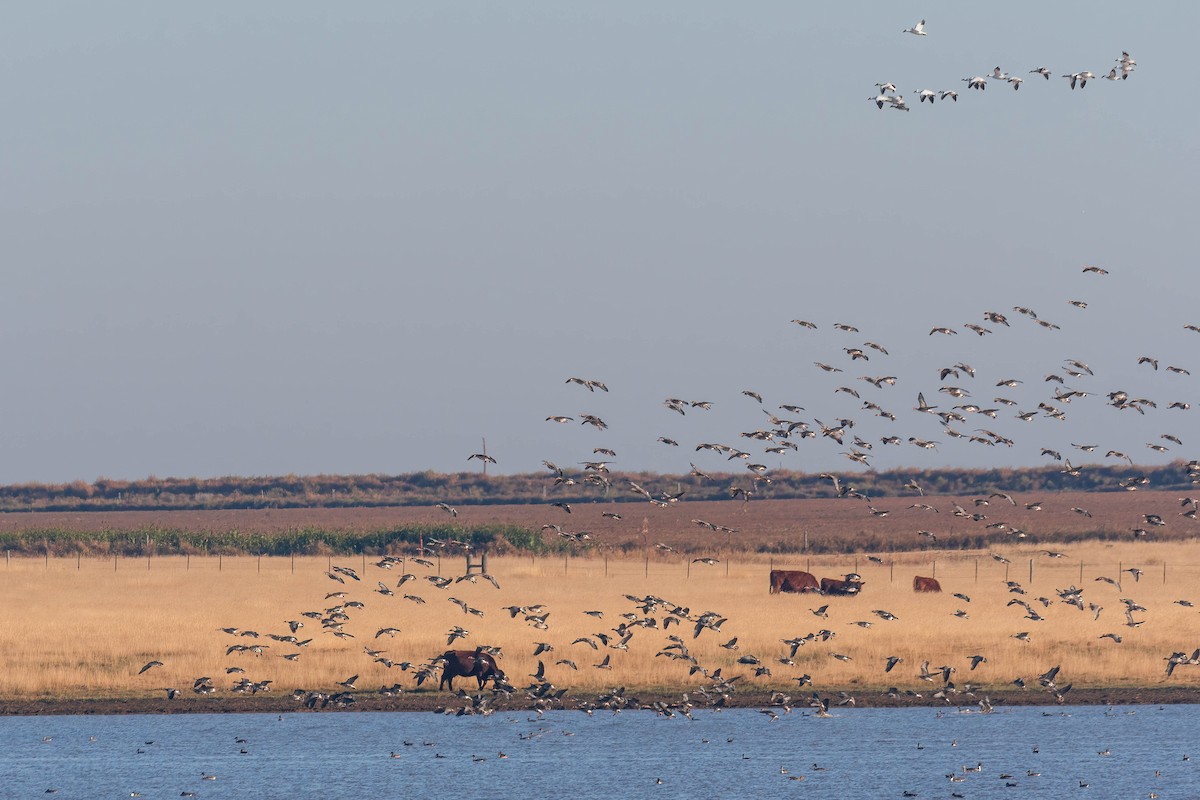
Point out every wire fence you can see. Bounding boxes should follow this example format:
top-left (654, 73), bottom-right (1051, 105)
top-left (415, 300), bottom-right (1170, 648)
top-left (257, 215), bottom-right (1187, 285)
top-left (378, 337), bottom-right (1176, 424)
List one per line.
top-left (5, 550), bottom-right (1200, 591)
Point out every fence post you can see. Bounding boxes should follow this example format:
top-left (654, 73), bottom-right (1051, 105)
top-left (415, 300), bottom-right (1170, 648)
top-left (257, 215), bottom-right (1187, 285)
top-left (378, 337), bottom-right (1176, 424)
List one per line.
top-left (1163, 562), bottom-right (1167, 584)
top-left (258, 554), bottom-right (262, 573)
top-left (687, 559), bottom-right (691, 579)
top-left (975, 558), bottom-right (979, 583)
top-left (890, 562), bottom-right (894, 583)
top-left (114, 553), bottom-right (117, 572)
top-left (932, 559), bottom-right (936, 579)
top-left (1028, 559), bottom-right (1033, 583)
top-left (77, 552), bottom-right (81, 571)
top-left (219, 554), bottom-right (223, 572)
top-left (1079, 561), bottom-right (1084, 582)
top-left (644, 556), bottom-right (648, 577)
top-left (186, 553), bottom-right (190, 571)
top-left (147, 552), bottom-right (151, 571)
top-left (291, 552), bottom-right (295, 574)
top-left (604, 553), bottom-right (608, 578)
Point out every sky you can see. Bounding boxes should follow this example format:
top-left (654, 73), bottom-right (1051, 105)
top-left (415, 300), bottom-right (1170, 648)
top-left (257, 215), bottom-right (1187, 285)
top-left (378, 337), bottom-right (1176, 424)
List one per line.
top-left (1, 2), bottom-right (1196, 484)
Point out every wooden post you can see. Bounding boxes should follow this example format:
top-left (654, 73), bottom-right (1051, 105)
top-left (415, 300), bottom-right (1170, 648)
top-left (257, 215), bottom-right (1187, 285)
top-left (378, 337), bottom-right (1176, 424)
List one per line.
top-left (564, 553), bottom-right (568, 574)
top-left (186, 553), bottom-right (190, 571)
top-left (604, 552), bottom-right (608, 578)
top-left (1079, 561), bottom-right (1084, 582)
top-left (147, 552), bottom-right (151, 571)
top-left (644, 556), bottom-right (648, 578)
top-left (291, 552), bottom-right (294, 574)
top-left (1163, 561), bottom-right (1167, 584)
top-left (890, 561), bottom-right (894, 583)
top-left (932, 559), bottom-right (936, 579)
top-left (77, 552), bottom-right (81, 571)
top-left (1028, 559), bottom-right (1033, 583)
top-left (258, 554), bottom-right (262, 573)
top-left (219, 554), bottom-right (223, 572)
top-left (687, 559), bottom-right (691, 579)
top-left (975, 558), bottom-right (979, 583)
top-left (725, 559), bottom-right (729, 579)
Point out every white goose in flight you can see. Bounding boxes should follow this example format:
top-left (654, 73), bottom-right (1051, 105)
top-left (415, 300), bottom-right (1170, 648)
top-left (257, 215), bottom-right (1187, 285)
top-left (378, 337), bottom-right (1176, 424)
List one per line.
top-left (903, 19), bottom-right (927, 36)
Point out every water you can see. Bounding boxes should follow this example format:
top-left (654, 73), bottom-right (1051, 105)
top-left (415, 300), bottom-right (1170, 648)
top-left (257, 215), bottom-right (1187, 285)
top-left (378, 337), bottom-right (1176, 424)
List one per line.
top-left (2, 705), bottom-right (1197, 799)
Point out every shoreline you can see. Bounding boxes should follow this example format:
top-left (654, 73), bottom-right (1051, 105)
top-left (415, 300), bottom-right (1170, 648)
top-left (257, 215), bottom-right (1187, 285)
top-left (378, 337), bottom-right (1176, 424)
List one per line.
top-left (3, 687), bottom-right (1197, 717)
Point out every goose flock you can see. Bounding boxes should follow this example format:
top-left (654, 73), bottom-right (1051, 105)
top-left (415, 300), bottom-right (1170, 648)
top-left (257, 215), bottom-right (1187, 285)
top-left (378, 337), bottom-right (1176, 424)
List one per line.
top-left (875, 18), bottom-right (1136, 111)
top-left (135, 254), bottom-right (1200, 716)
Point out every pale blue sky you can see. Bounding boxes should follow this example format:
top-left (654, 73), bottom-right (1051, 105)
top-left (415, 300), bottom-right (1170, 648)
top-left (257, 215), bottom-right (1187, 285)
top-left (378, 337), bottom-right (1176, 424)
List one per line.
top-left (1, 3), bottom-right (1194, 483)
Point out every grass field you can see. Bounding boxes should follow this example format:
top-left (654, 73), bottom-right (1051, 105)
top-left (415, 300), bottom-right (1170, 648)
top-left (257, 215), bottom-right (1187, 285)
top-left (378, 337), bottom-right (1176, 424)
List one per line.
top-left (2, 538), bottom-right (1198, 702)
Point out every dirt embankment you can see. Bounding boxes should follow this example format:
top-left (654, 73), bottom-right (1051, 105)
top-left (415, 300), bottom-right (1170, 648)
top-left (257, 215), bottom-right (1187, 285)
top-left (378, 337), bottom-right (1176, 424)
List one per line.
top-left (3, 687), bottom-right (1197, 717)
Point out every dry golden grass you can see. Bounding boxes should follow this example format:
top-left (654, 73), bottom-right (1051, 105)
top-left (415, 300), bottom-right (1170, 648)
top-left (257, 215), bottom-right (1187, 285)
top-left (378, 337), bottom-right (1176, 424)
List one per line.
top-left (2, 541), bottom-right (1199, 701)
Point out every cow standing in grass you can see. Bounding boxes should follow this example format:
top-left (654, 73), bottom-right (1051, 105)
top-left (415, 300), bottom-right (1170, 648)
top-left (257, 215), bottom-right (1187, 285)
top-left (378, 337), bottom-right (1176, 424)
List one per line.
top-left (769, 569), bottom-right (820, 594)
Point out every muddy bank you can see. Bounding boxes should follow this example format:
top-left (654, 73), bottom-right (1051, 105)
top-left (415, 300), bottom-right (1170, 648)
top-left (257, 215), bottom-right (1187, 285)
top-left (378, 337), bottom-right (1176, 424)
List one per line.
top-left (2, 687), bottom-right (1197, 717)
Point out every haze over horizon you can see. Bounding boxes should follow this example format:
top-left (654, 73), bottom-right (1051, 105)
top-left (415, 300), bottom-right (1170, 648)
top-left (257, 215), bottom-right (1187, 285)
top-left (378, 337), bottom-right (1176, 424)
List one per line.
top-left (3, 3), bottom-right (1195, 484)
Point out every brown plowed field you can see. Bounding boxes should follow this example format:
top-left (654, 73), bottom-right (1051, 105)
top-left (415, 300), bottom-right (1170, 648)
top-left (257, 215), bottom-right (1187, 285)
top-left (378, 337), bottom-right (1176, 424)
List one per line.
top-left (1, 490), bottom-right (1194, 554)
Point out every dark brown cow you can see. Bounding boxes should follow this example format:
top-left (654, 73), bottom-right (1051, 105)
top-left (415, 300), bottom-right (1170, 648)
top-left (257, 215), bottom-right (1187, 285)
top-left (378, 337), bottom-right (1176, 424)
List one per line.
top-left (439, 649), bottom-right (506, 691)
top-left (913, 575), bottom-right (942, 593)
top-left (769, 569), bottom-right (820, 594)
top-left (820, 576), bottom-right (864, 595)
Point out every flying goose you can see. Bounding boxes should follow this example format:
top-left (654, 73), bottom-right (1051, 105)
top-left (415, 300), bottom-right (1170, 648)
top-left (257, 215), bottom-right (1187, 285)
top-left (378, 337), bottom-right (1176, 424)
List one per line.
top-left (902, 19), bottom-right (927, 36)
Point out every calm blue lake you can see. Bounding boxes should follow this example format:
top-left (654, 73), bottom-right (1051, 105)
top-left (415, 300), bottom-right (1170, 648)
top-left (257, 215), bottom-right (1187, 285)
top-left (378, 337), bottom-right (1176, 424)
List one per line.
top-left (1, 705), bottom-right (1195, 799)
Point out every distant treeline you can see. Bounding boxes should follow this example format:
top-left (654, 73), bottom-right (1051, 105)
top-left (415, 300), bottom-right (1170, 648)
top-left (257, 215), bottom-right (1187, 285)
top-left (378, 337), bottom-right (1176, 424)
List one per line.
top-left (0, 461), bottom-right (1194, 512)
